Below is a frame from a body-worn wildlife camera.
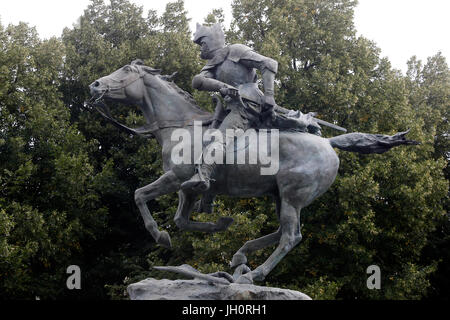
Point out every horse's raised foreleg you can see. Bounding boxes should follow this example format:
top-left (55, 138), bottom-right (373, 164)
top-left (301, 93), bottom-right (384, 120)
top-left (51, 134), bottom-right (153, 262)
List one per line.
top-left (235, 199), bottom-right (302, 284)
top-left (174, 190), bottom-right (234, 233)
top-left (134, 170), bottom-right (181, 248)
top-left (231, 196), bottom-right (282, 268)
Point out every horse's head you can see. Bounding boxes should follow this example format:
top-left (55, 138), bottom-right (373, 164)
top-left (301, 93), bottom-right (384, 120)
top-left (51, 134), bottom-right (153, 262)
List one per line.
top-left (89, 59), bottom-right (161, 104)
top-left (89, 59), bottom-right (211, 134)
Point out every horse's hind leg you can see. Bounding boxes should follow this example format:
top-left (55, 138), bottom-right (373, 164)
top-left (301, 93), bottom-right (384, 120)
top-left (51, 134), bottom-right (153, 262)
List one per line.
top-left (235, 199), bottom-right (302, 284)
top-left (231, 228), bottom-right (282, 268)
top-left (231, 196), bottom-right (282, 268)
top-left (134, 170), bottom-right (181, 248)
top-left (174, 190), bottom-right (233, 233)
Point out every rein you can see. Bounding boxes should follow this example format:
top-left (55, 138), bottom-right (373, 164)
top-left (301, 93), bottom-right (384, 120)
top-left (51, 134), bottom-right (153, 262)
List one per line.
top-left (86, 96), bottom-right (158, 138)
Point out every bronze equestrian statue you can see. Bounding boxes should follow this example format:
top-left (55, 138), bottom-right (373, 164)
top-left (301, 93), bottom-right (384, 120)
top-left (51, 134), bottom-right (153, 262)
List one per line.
top-left (88, 24), bottom-right (417, 284)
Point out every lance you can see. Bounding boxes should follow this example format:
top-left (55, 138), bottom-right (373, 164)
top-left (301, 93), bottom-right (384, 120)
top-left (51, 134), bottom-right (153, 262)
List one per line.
top-left (313, 118), bottom-right (347, 132)
top-left (237, 90), bottom-right (348, 133)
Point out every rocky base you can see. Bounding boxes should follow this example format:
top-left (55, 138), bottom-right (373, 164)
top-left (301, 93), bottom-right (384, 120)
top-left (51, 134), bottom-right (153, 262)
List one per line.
top-left (127, 278), bottom-right (311, 300)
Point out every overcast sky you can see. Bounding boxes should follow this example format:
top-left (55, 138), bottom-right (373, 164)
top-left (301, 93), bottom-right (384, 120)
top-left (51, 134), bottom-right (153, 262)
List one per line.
top-left (0, 0), bottom-right (448, 73)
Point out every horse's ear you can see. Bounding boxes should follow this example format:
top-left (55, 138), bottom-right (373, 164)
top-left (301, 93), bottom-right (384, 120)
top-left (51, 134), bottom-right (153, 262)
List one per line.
top-left (130, 59), bottom-right (161, 74)
top-left (131, 59), bottom-right (145, 66)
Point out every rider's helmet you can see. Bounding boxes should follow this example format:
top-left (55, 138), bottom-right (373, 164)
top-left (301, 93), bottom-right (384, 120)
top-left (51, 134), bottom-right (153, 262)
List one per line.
top-left (193, 23), bottom-right (225, 55)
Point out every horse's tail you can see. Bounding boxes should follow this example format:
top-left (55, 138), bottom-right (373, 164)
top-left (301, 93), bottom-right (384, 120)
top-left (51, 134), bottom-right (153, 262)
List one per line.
top-left (328, 130), bottom-right (419, 154)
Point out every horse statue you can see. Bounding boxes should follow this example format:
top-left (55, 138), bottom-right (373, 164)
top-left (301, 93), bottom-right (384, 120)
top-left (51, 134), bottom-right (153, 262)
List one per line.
top-left (88, 60), bottom-right (418, 284)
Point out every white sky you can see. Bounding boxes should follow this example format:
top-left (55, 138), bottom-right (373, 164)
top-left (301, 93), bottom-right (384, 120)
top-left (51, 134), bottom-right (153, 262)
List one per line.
top-left (0, 0), bottom-right (448, 73)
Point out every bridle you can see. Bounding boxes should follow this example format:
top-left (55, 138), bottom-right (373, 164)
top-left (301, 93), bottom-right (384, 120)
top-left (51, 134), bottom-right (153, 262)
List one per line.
top-left (104, 67), bottom-right (147, 93)
top-left (85, 66), bottom-right (213, 138)
top-left (85, 66), bottom-right (156, 138)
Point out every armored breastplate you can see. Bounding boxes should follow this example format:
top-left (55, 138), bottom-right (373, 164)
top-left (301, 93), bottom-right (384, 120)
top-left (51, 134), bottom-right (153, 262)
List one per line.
top-left (214, 59), bottom-right (257, 88)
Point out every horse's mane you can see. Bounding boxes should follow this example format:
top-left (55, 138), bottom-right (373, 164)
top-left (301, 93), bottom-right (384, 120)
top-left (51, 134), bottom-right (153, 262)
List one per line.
top-left (159, 76), bottom-right (200, 108)
top-left (131, 59), bottom-right (209, 115)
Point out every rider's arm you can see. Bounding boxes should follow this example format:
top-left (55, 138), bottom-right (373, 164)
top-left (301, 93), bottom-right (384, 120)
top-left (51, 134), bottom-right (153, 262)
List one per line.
top-left (239, 51), bottom-right (278, 108)
top-left (192, 70), bottom-right (234, 92)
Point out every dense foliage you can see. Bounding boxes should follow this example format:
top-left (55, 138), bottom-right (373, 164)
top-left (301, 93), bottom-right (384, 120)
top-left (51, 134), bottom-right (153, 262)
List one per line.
top-left (0, 0), bottom-right (448, 300)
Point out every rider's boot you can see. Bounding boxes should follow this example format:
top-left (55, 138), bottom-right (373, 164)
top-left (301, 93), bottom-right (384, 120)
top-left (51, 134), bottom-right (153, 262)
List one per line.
top-left (181, 163), bottom-right (216, 192)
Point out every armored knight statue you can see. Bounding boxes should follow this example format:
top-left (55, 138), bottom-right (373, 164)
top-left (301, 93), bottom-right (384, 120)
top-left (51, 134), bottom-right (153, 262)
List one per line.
top-left (181, 23), bottom-right (321, 193)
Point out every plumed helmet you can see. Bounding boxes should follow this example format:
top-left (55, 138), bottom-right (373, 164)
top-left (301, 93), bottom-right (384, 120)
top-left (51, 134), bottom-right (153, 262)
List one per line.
top-left (193, 23), bottom-right (225, 52)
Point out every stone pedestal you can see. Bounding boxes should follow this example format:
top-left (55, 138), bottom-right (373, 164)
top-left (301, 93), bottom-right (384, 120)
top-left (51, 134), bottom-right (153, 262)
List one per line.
top-left (127, 278), bottom-right (311, 300)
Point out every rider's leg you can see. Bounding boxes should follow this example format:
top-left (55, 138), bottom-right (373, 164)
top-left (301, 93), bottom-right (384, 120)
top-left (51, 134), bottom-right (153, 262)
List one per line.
top-left (181, 110), bottom-right (249, 192)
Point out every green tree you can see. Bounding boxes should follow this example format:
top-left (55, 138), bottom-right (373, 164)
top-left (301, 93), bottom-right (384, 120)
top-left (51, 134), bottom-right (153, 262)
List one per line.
top-left (0, 22), bottom-right (107, 299)
top-left (160, 0), bottom-right (190, 33)
top-left (204, 8), bottom-right (225, 26)
top-left (406, 53), bottom-right (450, 299)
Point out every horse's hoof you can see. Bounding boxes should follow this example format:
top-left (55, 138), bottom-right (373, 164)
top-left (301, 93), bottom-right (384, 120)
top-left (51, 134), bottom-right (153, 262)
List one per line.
top-left (230, 253), bottom-right (247, 268)
top-left (157, 231), bottom-right (172, 248)
top-left (235, 273), bottom-right (253, 285)
top-left (215, 217), bottom-right (234, 232)
top-left (233, 264), bottom-right (251, 281)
